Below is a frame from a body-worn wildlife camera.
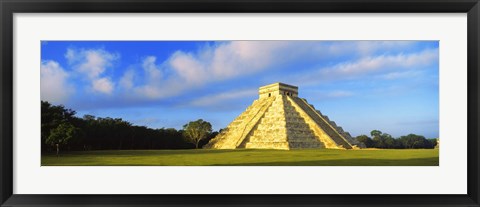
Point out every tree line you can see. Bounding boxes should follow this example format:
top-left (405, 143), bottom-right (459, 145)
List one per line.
top-left (42, 101), bottom-right (437, 153)
top-left (355, 130), bottom-right (438, 149)
top-left (41, 101), bottom-right (217, 153)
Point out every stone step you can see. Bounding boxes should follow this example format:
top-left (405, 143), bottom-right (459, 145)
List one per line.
top-left (245, 141), bottom-right (290, 150)
top-left (290, 97), bottom-right (353, 149)
top-left (288, 142), bottom-right (324, 149)
top-left (337, 126), bottom-right (344, 133)
top-left (323, 115), bottom-right (330, 121)
top-left (252, 128), bottom-right (287, 134)
top-left (205, 96), bottom-right (276, 149)
top-left (329, 121), bottom-right (337, 127)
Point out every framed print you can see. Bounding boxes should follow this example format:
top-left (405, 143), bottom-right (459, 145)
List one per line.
top-left (1, 0), bottom-right (479, 206)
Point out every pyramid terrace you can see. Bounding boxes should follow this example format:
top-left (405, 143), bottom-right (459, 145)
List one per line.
top-left (204, 83), bottom-right (364, 150)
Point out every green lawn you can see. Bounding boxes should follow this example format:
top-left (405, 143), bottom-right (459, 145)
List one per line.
top-left (41, 148), bottom-right (439, 166)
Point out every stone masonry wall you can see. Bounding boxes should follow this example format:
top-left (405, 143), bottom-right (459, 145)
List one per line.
top-left (291, 97), bottom-right (353, 149)
top-left (245, 95), bottom-right (324, 149)
top-left (204, 83), bottom-right (361, 150)
top-left (203, 96), bottom-right (274, 149)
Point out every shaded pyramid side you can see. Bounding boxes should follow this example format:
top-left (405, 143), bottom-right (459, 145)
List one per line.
top-left (203, 96), bottom-right (275, 149)
top-left (316, 112), bottom-right (364, 148)
top-left (286, 96), bottom-right (343, 149)
top-left (245, 95), bottom-right (324, 149)
top-left (290, 97), bottom-right (363, 149)
top-left (204, 91), bottom-right (363, 150)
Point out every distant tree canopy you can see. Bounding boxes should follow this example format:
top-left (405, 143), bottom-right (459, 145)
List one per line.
top-left (42, 101), bottom-right (437, 152)
top-left (41, 101), bottom-right (218, 153)
top-left (355, 130), bottom-right (437, 149)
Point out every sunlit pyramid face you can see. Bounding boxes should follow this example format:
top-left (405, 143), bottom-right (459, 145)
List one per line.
top-left (204, 83), bottom-right (364, 150)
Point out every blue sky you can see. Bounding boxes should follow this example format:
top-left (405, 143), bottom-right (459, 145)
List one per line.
top-left (41, 41), bottom-right (439, 138)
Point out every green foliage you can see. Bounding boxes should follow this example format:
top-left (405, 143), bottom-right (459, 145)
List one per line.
top-left (370, 130), bottom-right (382, 138)
top-left (182, 119), bottom-right (213, 149)
top-left (41, 101), bottom-right (436, 152)
top-left (355, 135), bottom-right (374, 148)
top-left (428, 138), bottom-right (438, 149)
top-left (356, 130), bottom-right (436, 149)
top-left (42, 101), bottom-right (79, 151)
top-left (41, 101), bottom-right (217, 152)
top-left (46, 122), bottom-right (81, 152)
top-left (398, 134), bottom-right (433, 149)
top-left (77, 116), bottom-right (193, 150)
top-left (384, 135), bottom-right (401, 149)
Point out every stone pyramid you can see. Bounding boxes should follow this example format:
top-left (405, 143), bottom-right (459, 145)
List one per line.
top-left (204, 83), bottom-right (364, 150)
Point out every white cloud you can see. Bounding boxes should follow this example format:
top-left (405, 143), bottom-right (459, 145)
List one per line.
top-left (130, 41), bottom-right (321, 99)
top-left (327, 41), bottom-right (417, 56)
top-left (131, 56), bottom-right (188, 99)
top-left (355, 41), bottom-right (416, 55)
top-left (92, 78), bottom-right (114, 94)
top-left (169, 52), bottom-right (207, 84)
top-left (294, 48), bottom-right (438, 84)
top-left (189, 89), bottom-right (257, 107)
top-left (65, 48), bottom-right (76, 63)
top-left (142, 56), bottom-right (162, 82)
top-left (75, 49), bottom-right (118, 79)
top-left (119, 70), bottom-right (135, 89)
top-left (41, 60), bottom-right (74, 103)
top-left (334, 49), bottom-right (437, 75)
top-left (209, 41), bottom-right (292, 78)
top-left (66, 48), bottom-right (119, 94)
top-left (117, 41), bottom-right (426, 100)
top-left (379, 71), bottom-right (422, 80)
top-left (166, 41), bottom-right (421, 86)
top-left (303, 90), bottom-right (355, 101)
top-left (327, 90), bottom-right (354, 98)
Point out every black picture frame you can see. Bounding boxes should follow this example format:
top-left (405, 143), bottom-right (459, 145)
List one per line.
top-left (1, 0), bottom-right (479, 206)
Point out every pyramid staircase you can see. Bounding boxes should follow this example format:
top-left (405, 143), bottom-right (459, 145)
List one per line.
top-left (244, 95), bottom-right (324, 149)
top-left (290, 97), bottom-right (364, 149)
top-left (204, 97), bottom-right (275, 149)
top-left (204, 83), bottom-right (363, 150)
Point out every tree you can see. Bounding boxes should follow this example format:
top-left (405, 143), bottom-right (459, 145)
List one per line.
top-left (41, 101), bottom-right (77, 152)
top-left (355, 135), bottom-right (373, 148)
top-left (377, 133), bottom-right (394, 148)
top-left (383, 134), bottom-right (400, 149)
top-left (46, 122), bottom-right (81, 156)
top-left (370, 130), bottom-right (382, 138)
top-left (182, 119), bottom-right (212, 149)
top-left (398, 134), bottom-right (429, 149)
top-left (41, 102), bottom-right (195, 151)
top-left (370, 130), bottom-right (385, 148)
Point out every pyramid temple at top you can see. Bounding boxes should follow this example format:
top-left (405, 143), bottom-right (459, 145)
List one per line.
top-left (204, 83), bottom-right (364, 150)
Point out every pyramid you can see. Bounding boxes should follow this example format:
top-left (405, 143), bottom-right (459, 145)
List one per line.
top-left (204, 83), bottom-right (364, 150)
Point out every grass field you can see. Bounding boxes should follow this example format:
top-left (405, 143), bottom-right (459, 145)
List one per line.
top-left (41, 148), bottom-right (439, 166)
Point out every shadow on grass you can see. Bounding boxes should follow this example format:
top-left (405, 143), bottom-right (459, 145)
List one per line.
top-left (211, 157), bottom-right (439, 166)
